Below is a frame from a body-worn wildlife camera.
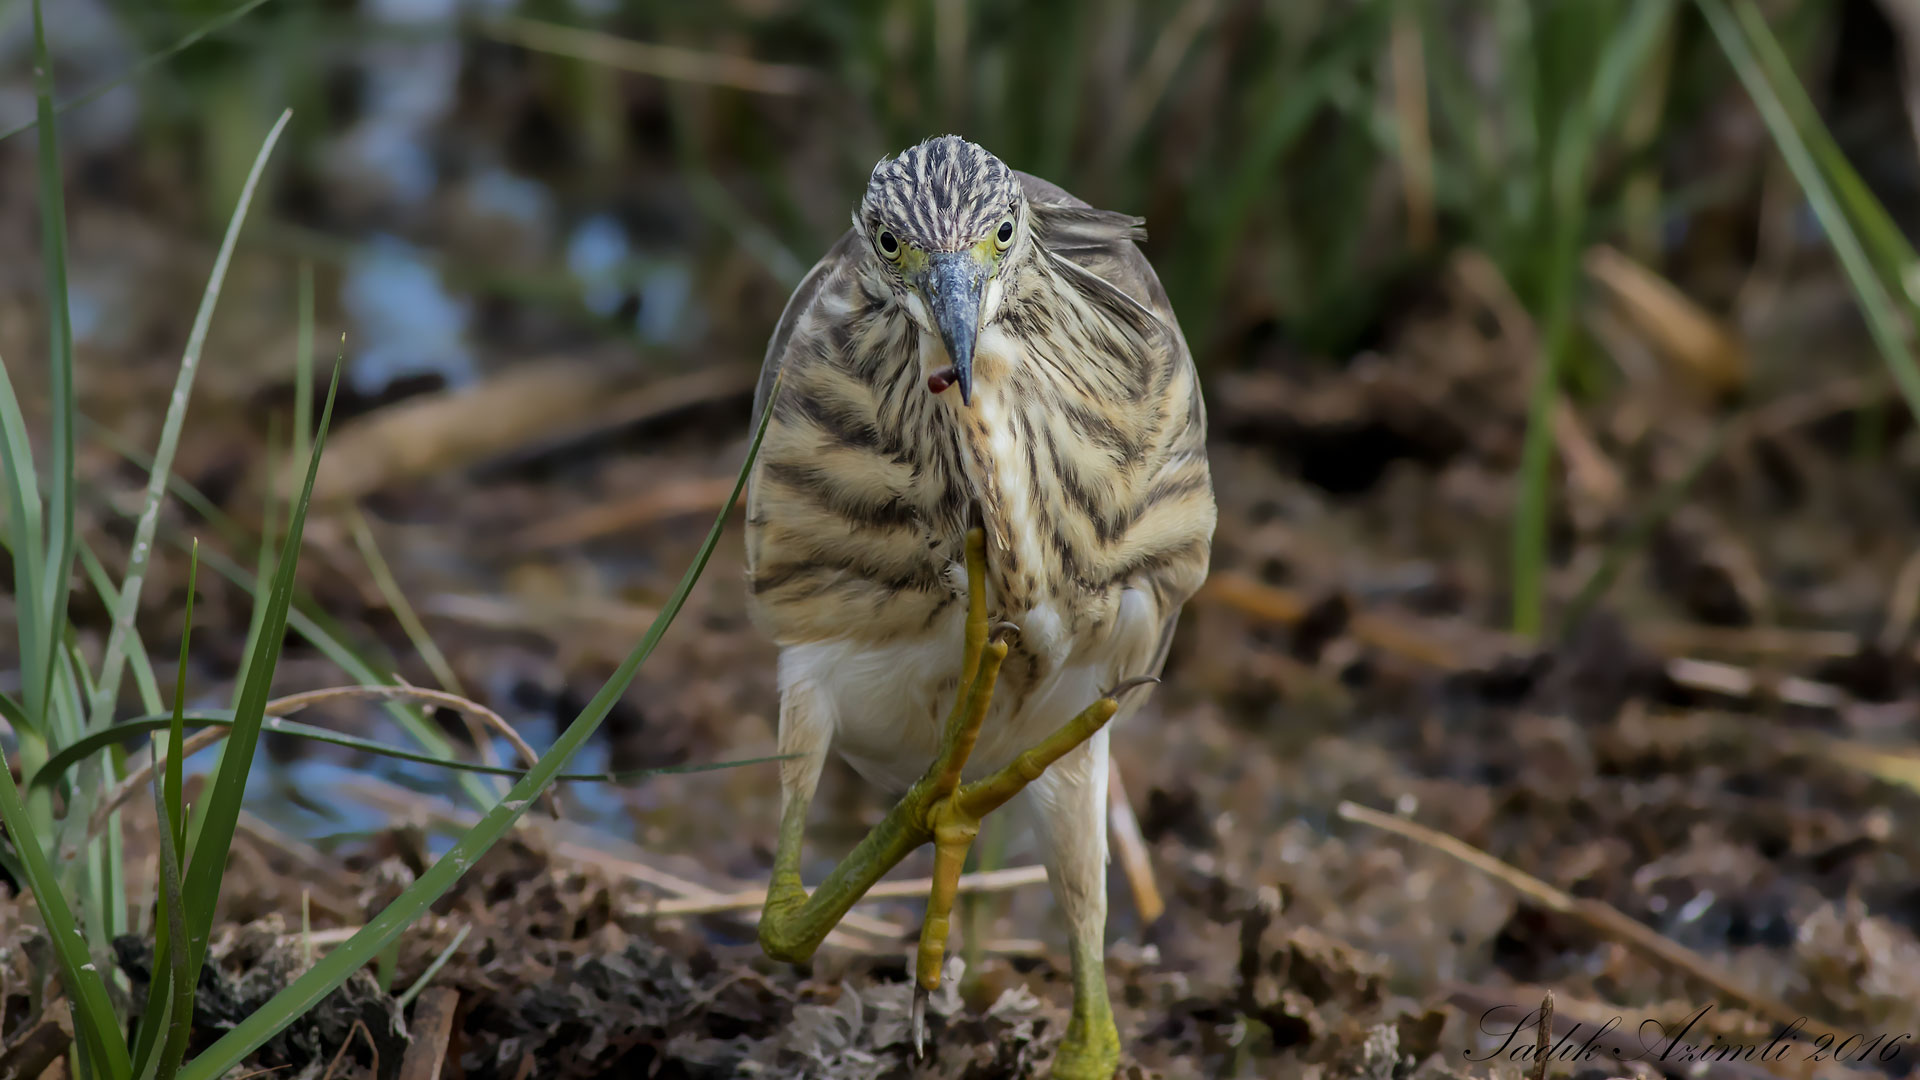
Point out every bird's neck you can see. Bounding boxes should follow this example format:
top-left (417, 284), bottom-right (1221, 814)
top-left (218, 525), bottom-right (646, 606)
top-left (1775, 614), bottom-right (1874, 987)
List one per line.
top-left (903, 263), bottom-right (1170, 622)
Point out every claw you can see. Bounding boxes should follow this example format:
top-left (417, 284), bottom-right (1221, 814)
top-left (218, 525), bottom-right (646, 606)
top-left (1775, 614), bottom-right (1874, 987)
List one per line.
top-left (911, 984), bottom-right (928, 1057)
top-left (990, 620), bottom-right (1021, 643)
top-left (1105, 675), bottom-right (1161, 700)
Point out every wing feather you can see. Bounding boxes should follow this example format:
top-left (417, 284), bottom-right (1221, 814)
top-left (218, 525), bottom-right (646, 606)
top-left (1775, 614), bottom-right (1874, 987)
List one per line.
top-left (1016, 172), bottom-right (1206, 689)
top-left (751, 229), bottom-right (860, 435)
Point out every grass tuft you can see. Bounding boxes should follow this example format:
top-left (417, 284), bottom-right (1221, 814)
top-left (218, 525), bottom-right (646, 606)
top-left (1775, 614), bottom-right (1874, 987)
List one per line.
top-left (176, 373), bottom-right (783, 1080)
top-left (1699, 0), bottom-right (1920, 423)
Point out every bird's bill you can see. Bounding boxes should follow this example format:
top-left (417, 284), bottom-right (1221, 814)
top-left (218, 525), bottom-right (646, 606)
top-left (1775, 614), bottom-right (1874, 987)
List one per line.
top-left (921, 249), bottom-right (988, 406)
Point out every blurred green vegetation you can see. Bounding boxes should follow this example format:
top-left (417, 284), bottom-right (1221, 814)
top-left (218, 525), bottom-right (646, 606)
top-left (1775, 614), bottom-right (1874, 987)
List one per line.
top-left (18, 0), bottom-right (1891, 366)
top-left (9, 0), bottom-right (1920, 635)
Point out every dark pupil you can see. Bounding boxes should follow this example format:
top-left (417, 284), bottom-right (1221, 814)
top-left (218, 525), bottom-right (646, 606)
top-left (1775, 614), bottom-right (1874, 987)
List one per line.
top-left (879, 231), bottom-right (897, 252)
top-left (998, 221), bottom-right (1013, 242)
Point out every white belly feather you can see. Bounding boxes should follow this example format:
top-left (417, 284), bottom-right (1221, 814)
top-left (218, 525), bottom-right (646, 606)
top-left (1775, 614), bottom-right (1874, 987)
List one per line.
top-left (780, 570), bottom-right (1160, 795)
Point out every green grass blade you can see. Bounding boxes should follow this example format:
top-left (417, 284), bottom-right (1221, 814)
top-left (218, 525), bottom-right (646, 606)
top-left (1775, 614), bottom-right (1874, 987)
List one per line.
top-left (0, 352), bottom-right (46, 731)
top-left (1494, 0), bottom-right (1542, 234)
top-left (393, 924), bottom-right (470, 1010)
top-left (1731, 0), bottom-right (1920, 308)
top-left (77, 545), bottom-right (164, 716)
top-left (147, 785), bottom-right (192, 1080)
top-left (1182, 10), bottom-right (1386, 346)
top-left (79, 416), bottom-right (249, 551)
top-left (90, 109), bottom-right (291, 734)
top-left (178, 376), bottom-right (781, 1080)
top-left (179, 364), bottom-right (338, 983)
top-left (231, 413), bottom-right (282, 705)
top-left (76, 539), bottom-right (164, 956)
top-left (24, 14), bottom-right (130, 1052)
top-left (294, 261), bottom-right (314, 470)
top-left (185, 417), bottom-right (282, 847)
top-left (347, 509), bottom-right (465, 696)
top-left (30, 0), bottom-right (77, 746)
top-left (74, 429), bottom-right (490, 806)
top-left (0, 765), bottom-right (130, 1078)
top-left (166, 534), bottom-right (494, 806)
top-left (1510, 0), bottom-right (1668, 638)
top-left (0, 0), bottom-right (284, 145)
top-left (1698, 0), bottom-right (1920, 422)
top-left (147, 544), bottom-right (199, 1080)
top-left (167, 544), bottom-right (199, 852)
top-left (34, 712), bottom-right (790, 790)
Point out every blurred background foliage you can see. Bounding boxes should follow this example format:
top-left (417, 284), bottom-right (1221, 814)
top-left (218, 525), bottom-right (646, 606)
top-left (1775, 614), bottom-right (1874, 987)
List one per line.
top-left (5, 0), bottom-right (1910, 395)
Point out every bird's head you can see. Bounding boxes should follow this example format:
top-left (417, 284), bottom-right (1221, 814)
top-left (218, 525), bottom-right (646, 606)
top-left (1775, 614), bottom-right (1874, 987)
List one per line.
top-left (857, 135), bottom-right (1027, 407)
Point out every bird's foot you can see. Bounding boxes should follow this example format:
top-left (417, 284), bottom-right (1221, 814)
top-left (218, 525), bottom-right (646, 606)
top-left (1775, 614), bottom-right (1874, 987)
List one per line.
top-left (1049, 1010), bottom-right (1122, 1080)
top-left (1048, 933), bottom-right (1122, 1079)
top-left (907, 673), bottom-right (1155, 1055)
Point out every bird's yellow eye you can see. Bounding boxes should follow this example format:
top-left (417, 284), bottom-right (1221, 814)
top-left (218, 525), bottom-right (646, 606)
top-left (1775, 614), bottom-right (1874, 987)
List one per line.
top-left (995, 218), bottom-right (1015, 251)
top-left (877, 229), bottom-right (901, 260)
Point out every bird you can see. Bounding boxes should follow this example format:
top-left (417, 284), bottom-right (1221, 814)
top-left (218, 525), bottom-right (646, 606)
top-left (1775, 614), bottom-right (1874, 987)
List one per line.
top-left (744, 134), bottom-right (1215, 1079)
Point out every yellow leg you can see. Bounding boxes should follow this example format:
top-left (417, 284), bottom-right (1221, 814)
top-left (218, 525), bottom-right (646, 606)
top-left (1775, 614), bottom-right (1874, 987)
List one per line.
top-left (759, 529), bottom-right (1004, 967)
top-left (757, 527), bottom-right (1141, 1076)
top-left (1049, 930), bottom-right (1121, 1079)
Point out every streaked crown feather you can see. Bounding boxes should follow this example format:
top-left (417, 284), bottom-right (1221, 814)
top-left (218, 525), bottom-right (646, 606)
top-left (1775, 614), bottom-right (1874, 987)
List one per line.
top-left (859, 135), bottom-right (1022, 252)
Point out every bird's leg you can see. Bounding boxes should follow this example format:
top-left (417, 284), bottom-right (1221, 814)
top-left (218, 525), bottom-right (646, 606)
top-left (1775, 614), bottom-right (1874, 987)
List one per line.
top-left (913, 529), bottom-right (1001, 1000)
top-left (759, 527), bottom-right (1134, 1074)
top-left (1026, 730), bottom-right (1121, 1080)
top-left (758, 529), bottom-right (1010, 983)
top-left (941, 681), bottom-right (1154, 1080)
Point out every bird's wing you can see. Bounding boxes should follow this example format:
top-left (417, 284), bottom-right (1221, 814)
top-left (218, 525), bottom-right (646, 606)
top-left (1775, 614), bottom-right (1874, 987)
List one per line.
top-left (750, 228), bottom-right (861, 437)
top-left (1017, 171), bottom-right (1207, 691)
top-left (1015, 170), bottom-right (1181, 331)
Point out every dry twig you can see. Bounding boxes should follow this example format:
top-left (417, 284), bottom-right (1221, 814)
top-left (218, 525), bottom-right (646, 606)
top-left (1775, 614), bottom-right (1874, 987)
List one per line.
top-left (1336, 800), bottom-right (1845, 1043)
top-left (1454, 250), bottom-right (1628, 516)
top-left (398, 988), bottom-right (460, 1080)
top-left (290, 365), bottom-right (752, 503)
top-left (516, 476), bottom-right (740, 550)
top-left (1530, 988), bottom-right (1553, 1080)
top-left (320, 1018), bottom-right (377, 1080)
top-left (1107, 758), bottom-right (1165, 925)
top-left (90, 684), bottom-right (555, 841)
top-left (337, 774), bottom-right (904, 950)
top-left (1662, 656), bottom-right (1850, 711)
top-left (1585, 244), bottom-right (1747, 396)
top-left (1638, 621), bottom-right (1859, 660)
top-left (627, 864), bottom-right (1051, 918)
top-left (1390, 7), bottom-right (1436, 251)
top-left (476, 15), bottom-right (814, 96)
top-left (1199, 571), bottom-right (1514, 670)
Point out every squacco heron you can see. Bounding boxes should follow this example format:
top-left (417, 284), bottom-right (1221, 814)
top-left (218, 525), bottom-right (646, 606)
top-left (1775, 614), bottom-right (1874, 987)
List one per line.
top-left (745, 135), bottom-right (1215, 1079)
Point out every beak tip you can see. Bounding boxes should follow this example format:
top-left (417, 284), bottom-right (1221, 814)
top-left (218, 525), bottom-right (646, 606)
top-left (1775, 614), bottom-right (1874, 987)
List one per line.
top-left (923, 249), bottom-right (985, 409)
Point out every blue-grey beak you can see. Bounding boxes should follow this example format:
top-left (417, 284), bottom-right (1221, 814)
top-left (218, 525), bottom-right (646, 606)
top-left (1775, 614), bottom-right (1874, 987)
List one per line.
top-left (922, 250), bottom-right (986, 406)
